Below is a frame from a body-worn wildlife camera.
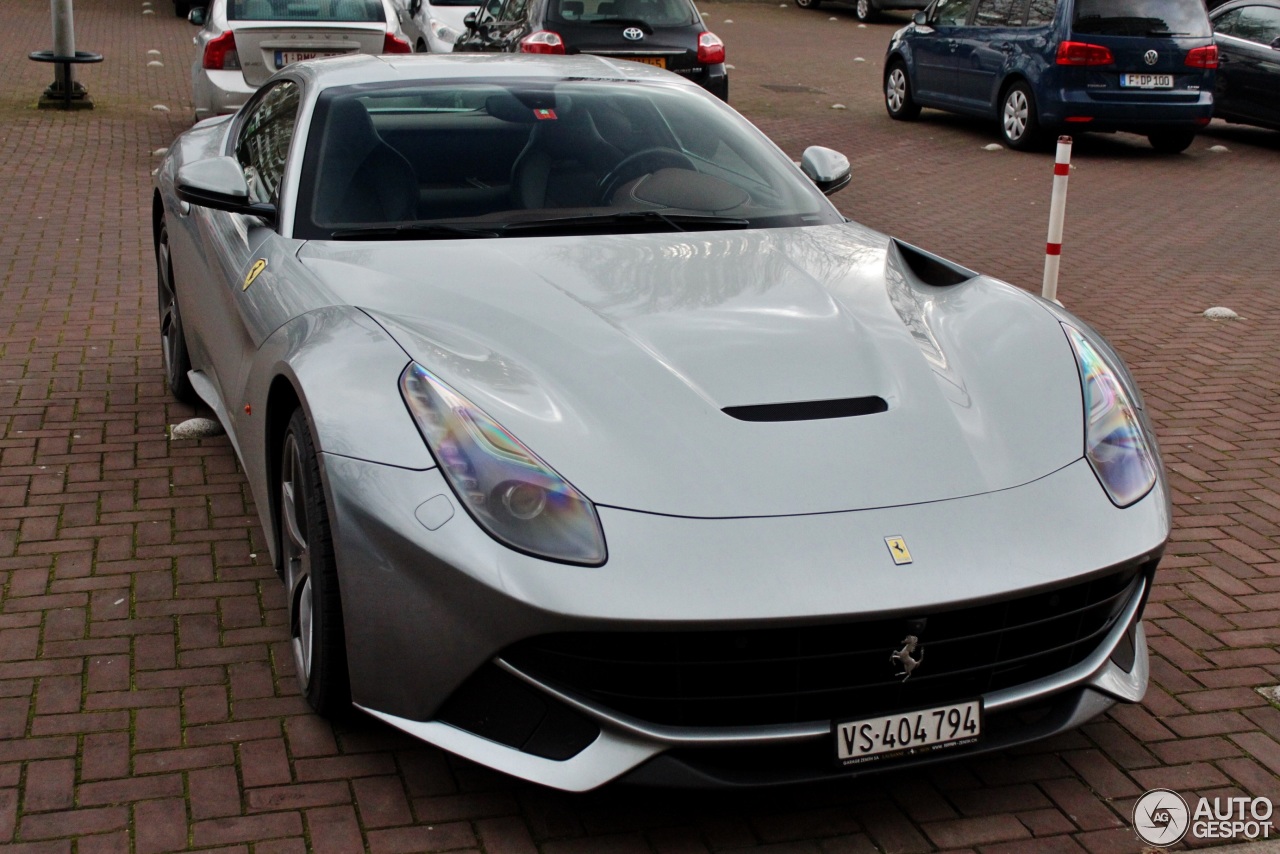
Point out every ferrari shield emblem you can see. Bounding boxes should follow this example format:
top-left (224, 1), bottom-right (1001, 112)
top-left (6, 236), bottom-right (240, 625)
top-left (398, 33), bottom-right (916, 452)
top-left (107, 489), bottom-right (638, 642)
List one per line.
top-left (243, 258), bottom-right (267, 291)
top-left (885, 536), bottom-right (912, 565)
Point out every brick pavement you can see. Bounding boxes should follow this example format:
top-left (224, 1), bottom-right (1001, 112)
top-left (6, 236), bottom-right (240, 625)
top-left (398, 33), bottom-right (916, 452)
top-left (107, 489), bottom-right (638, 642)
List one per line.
top-left (0, 0), bottom-right (1278, 851)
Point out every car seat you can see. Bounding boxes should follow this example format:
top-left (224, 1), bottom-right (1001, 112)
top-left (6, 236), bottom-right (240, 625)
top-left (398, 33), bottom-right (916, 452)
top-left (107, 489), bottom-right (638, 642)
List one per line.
top-left (510, 101), bottom-right (625, 208)
top-left (312, 99), bottom-right (419, 224)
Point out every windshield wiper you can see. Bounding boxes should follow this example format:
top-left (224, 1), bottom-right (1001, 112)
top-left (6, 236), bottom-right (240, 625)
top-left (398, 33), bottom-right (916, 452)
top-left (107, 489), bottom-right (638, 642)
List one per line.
top-left (329, 222), bottom-right (501, 240)
top-left (499, 211), bottom-right (751, 236)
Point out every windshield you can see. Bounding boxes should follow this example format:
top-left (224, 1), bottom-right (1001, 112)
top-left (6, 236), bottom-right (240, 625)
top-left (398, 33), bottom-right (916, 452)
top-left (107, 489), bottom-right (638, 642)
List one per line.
top-left (1072, 0), bottom-right (1210, 37)
top-left (229, 0), bottom-right (387, 21)
top-left (548, 0), bottom-right (696, 26)
top-left (296, 79), bottom-right (844, 239)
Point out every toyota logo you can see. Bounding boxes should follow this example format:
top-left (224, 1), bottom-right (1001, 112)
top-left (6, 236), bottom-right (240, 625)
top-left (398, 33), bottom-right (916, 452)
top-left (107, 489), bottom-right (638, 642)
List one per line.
top-left (1144, 49), bottom-right (1159, 65)
top-left (623, 26), bottom-right (644, 40)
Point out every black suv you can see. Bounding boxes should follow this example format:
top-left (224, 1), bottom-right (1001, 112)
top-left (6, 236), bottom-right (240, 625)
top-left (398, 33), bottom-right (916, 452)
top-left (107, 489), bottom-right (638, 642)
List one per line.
top-left (454, 0), bottom-right (728, 100)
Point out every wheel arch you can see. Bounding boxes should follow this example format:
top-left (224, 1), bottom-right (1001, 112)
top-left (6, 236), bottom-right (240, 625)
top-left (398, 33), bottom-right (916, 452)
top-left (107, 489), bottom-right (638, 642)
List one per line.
top-left (265, 374), bottom-right (304, 574)
top-left (152, 191), bottom-right (165, 251)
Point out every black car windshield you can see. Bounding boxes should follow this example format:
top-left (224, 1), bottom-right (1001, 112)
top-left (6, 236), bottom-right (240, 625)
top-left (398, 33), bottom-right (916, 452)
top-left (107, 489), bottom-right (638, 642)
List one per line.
top-left (296, 79), bottom-right (844, 239)
top-left (548, 0), bottom-right (696, 26)
top-left (1072, 0), bottom-right (1210, 36)
top-left (229, 0), bottom-right (387, 21)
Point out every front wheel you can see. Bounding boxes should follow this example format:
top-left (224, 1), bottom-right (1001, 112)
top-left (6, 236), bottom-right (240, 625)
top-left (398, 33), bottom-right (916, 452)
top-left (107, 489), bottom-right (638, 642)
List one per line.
top-left (794, 0), bottom-right (822, 9)
top-left (280, 408), bottom-right (350, 717)
top-left (885, 62), bottom-right (920, 120)
top-left (1000, 81), bottom-right (1041, 151)
top-left (854, 0), bottom-right (879, 21)
top-left (156, 219), bottom-right (197, 405)
top-left (1148, 130), bottom-right (1195, 153)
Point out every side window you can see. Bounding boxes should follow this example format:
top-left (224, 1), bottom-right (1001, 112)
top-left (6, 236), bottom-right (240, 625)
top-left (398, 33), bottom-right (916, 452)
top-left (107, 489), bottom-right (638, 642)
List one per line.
top-left (235, 81), bottom-right (300, 205)
top-left (1213, 8), bottom-right (1242, 35)
top-left (933, 0), bottom-right (975, 27)
top-left (973, 0), bottom-right (1024, 26)
top-left (1232, 5), bottom-right (1280, 44)
top-left (1025, 0), bottom-right (1055, 26)
top-left (498, 0), bottom-right (530, 22)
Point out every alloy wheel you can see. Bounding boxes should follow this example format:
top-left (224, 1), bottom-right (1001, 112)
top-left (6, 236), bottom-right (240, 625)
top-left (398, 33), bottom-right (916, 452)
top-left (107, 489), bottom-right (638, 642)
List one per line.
top-left (281, 432), bottom-right (315, 691)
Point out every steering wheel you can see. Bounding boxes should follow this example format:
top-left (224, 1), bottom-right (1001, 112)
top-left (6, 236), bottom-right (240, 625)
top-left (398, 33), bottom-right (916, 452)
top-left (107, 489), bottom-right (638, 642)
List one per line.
top-left (596, 147), bottom-right (697, 204)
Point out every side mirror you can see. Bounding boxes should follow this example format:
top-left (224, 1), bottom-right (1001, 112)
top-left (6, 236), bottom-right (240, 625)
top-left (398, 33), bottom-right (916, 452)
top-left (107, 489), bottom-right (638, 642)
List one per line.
top-left (913, 10), bottom-right (927, 24)
top-left (176, 157), bottom-right (277, 223)
top-left (464, 10), bottom-right (478, 27)
top-left (800, 146), bottom-right (851, 197)
top-left (188, 6), bottom-right (206, 24)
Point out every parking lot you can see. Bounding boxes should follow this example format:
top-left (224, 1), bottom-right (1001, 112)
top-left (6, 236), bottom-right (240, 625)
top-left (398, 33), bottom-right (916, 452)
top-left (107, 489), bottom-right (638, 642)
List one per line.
top-left (2, 0), bottom-right (1279, 851)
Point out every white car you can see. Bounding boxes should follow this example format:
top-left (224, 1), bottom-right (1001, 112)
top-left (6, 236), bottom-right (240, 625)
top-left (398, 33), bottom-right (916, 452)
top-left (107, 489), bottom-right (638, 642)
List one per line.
top-left (188, 0), bottom-right (411, 120)
top-left (391, 0), bottom-right (478, 52)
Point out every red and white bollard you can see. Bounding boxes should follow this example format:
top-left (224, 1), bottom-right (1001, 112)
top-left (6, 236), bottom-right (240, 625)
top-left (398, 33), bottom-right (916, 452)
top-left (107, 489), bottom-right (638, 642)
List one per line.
top-left (1041, 135), bottom-right (1072, 304)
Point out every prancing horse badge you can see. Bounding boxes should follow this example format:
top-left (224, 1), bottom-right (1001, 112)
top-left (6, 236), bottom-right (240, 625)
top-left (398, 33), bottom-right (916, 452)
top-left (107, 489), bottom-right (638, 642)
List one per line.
top-left (243, 258), bottom-right (267, 291)
top-left (884, 536), bottom-right (912, 565)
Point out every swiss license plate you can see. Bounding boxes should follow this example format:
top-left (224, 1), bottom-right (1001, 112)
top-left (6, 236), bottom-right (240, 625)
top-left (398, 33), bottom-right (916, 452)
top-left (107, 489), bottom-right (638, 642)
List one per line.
top-left (275, 50), bottom-right (341, 68)
top-left (835, 700), bottom-right (981, 766)
top-left (1121, 73), bottom-right (1173, 89)
top-left (616, 56), bottom-right (667, 68)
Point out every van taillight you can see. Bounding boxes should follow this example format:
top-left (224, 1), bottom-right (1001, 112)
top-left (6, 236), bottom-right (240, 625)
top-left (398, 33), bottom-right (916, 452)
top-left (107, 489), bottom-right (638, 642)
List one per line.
top-left (697, 32), bottom-right (725, 65)
top-left (1185, 45), bottom-right (1218, 68)
top-left (1055, 41), bottom-right (1113, 66)
top-left (203, 31), bottom-right (240, 70)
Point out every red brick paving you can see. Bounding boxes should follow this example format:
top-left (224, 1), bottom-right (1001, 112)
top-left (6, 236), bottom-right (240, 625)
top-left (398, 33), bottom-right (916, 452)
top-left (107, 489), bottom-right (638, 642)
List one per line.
top-left (1, 0), bottom-right (1279, 851)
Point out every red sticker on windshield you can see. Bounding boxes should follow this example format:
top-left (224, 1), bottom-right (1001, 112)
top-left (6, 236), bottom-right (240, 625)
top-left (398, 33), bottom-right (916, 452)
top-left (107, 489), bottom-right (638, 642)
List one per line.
top-left (533, 108), bottom-right (557, 120)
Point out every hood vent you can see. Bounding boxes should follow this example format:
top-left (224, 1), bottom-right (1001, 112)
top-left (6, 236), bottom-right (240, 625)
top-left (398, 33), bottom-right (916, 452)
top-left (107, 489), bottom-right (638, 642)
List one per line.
top-left (723, 396), bottom-right (888, 422)
top-left (892, 238), bottom-right (977, 287)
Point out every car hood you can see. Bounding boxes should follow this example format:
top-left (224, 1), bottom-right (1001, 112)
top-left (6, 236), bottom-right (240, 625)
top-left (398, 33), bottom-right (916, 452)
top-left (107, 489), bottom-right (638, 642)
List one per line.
top-left (297, 223), bottom-right (1085, 517)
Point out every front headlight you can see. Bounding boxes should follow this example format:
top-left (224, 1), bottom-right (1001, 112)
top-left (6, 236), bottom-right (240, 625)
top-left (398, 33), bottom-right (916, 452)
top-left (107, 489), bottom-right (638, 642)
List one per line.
top-left (1064, 324), bottom-right (1158, 508)
top-left (430, 19), bottom-right (460, 44)
top-left (400, 362), bottom-right (607, 565)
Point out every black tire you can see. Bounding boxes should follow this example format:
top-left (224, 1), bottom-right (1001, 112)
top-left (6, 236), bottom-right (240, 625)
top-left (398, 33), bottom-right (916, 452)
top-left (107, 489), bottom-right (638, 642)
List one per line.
top-left (794, 0), bottom-right (822, 9)
top-left (854, 0), bottom-right (879, 21)
top-left (1000, 81), bottom-right (1042, 151)
top-left (885, 60), bottom-right (920, 121)
top-left (155, 219), bottom-right (198, 405)
top-left (173, 0), bottom-right (192, 16)
top-left (1148, 130), bottom-right (1196, 154)
top-left (279, 408), bottom-right (351, 717)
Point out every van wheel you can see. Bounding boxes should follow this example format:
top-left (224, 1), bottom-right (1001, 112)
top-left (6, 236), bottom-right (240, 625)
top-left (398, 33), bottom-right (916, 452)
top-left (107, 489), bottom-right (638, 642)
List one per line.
top-left (1000, 81), bottom-right (1041, 151)
top-left (1148, 130), bottom-right (1195, 153)
top-left (885, 61), bottom-right (920, 120)
top-left (795, 0), bottom-right (822, 8)
top-left (855, 0), bottom-right (879, 21)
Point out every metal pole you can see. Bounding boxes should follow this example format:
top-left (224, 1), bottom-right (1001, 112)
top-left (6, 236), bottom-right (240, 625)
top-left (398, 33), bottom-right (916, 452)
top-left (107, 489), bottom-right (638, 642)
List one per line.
top-left (1041, 135), bottom-right (1072, 304)
top-left (50, 0), bottom-right (76, 98)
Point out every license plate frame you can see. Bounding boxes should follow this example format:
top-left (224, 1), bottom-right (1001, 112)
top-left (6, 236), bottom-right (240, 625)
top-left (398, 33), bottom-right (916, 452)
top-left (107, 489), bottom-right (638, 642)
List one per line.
top-left (275, 49), bottom-right (342, 68)
top-left (834, 699), bottom-right (982, 767)
top-left (1120, 73), bottom-right (1174, 89)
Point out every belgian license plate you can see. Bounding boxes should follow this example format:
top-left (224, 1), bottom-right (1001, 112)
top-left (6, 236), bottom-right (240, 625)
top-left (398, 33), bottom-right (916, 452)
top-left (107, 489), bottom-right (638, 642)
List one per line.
top-left (275, 50), bottom-right (341, 68)
top-left (1121, 73), bottom-right (1173, 89)
top-left (619, 56), bottom-right (667, 68)
top-left (835, 700), bottom-right (981, 766)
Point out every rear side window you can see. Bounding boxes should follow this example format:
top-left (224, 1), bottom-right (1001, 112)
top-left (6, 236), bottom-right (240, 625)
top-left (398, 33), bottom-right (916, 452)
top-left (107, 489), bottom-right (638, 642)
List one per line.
top-left (1072, 0), bottom-right (1210, 37)
top-left (1026, 0), bottom-right (1056, 26)
top-left (973, 0), bottom-right (1025, 26)
top-left (1215, 5), bottom-right (1280, 44)
top-left (229, 0), bottom-right (386, 21)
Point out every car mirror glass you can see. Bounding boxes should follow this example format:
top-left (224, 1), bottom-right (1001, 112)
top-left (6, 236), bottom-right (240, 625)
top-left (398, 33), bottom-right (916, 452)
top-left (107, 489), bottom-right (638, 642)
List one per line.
top-left (800, 145), bottom-right (851, 196)
top-left (913, 10), bottom-right (928, 25)
top-left (188, 6), bottom-right (206, 25)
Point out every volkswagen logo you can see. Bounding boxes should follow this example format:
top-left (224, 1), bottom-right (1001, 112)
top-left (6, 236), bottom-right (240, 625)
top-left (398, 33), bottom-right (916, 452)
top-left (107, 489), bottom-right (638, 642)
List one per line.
top-left (1144, 49), bottom-right (1159, 65)
top-left (623, 26), bottom-right (644, 40)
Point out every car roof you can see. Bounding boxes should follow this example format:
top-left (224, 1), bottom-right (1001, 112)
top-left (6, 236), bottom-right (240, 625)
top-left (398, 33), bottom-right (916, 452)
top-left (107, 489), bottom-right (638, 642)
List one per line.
top-left (1211, 0), bottom-right (1280, 15)
top-left (286, 52), bottom-right (689, 92)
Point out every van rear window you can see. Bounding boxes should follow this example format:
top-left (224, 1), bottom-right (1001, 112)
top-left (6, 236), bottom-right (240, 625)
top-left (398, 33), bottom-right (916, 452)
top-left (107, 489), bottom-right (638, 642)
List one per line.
top-left (1072, 0), bottom-right (1210, 37)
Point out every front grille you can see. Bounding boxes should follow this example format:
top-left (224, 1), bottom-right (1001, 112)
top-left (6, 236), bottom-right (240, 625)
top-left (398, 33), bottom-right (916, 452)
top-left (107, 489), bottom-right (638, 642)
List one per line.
top-left (501, 565), bottom-right (1147, 728)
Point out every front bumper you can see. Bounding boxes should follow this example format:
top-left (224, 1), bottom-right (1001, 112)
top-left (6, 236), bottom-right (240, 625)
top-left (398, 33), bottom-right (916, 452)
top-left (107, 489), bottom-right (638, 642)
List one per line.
top-left (322, 455), bottom-right (1168, 790)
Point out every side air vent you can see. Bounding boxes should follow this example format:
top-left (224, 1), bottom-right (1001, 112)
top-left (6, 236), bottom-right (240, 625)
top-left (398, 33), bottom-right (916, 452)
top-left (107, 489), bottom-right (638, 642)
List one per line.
top-left (723, 396), bottom-right (888, 422)
top-left (892, 238), bottom-right (977, 287)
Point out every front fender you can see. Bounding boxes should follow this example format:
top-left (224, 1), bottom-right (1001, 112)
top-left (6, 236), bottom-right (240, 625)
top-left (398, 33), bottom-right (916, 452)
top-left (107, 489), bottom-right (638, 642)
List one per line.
top-left (242, 305), bottom-right (437, 566)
